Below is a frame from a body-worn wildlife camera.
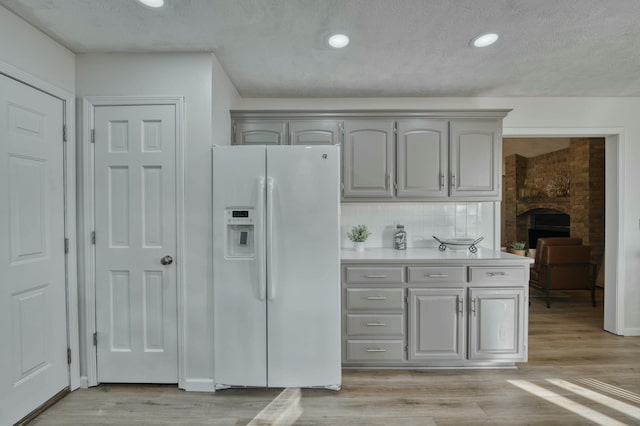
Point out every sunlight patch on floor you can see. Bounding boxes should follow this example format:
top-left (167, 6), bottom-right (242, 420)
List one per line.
top-left (577, 378), bottom-right (640, 405)
top-left (247, 387), bottom-right (302, 426)
top-left (508, 380), bottom-right (629, 426)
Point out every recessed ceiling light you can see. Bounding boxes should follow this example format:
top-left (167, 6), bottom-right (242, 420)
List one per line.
top-left (471, 33), bottom-right (499, 48)
top-left (137, 0), bottom-right (164, 8)
top-left (328, 34), bottom-right (350, 49)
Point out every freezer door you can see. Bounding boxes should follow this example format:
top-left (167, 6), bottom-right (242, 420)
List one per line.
top-left (212, 145), bottom-right (267, 387)
top-left (266, 145), bottom-right (342, 388)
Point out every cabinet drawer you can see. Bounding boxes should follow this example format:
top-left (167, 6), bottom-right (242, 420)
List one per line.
top-left (346, 314), bottom-right (404, 337)
top-left (346, 340), bottom-right (405, 362)
top-left (468, 266), bottom-right (525, 284)
top-left (407, 266), bottom-right (465, 284)
top-left (345, 288), bottom-right (405, 311)
top-left (345, 267), bottom-right (405, 284)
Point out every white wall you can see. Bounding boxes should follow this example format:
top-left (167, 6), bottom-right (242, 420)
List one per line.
top-left (211, 54), bottom-right (240, 146)
top-left (75, 53), bottom-right (215, 390)
top-left (0, 6), bottom-right (74, 93)
top-left (233, 97), bottom-right (640, 335)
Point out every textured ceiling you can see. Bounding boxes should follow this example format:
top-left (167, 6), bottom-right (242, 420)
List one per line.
top-left (3, 0), bottom-right (640, 97)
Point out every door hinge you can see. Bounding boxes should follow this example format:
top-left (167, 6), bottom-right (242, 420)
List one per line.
top-left (91, 129), bottom-right (95, 143)
top-left (393, 122), bottom-right (398, 135)
top-left (91, 231), bottom-right (96, 244)
top-left (64, 238), bottom-right (69, 254)
top-left (63, 125), bottom-right (67, 143)
top-left (67, 348), bottom-right (72, 365)
top-left (93, 332), bottom-right (97, 346)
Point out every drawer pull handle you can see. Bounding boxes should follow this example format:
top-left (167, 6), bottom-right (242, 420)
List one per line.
top-left (366, 296), bottom-right (387, 300)
top-left (365, 274), bottom-right (388, 278)
top-left (366, 322), bottom-right (387, 326)
top-left (425, 274), bottom-right (448, 278)
top-left (487, 272), bottom-right (507, 277)
top-left (366, 348), bottom-right (387, 353)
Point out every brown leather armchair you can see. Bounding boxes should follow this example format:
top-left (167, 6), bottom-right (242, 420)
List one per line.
top-left (529, 237), bottom-right (594, 308)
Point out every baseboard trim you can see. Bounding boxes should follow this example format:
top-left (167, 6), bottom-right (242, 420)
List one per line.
top-left (623, 328), bottom-right (640, 336)
top-left (183, 378), bottom-right (216, 392)
top-left (79, 376), bottom-right (89, 388)
top-left (15, 387), bottom-right (69, 425)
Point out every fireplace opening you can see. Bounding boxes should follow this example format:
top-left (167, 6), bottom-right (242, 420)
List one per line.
top-left (528, 213), bottom-right (570, 248)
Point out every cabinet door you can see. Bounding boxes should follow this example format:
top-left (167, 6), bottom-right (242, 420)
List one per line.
top-left (289, 120), bottom-right (342, 145)
top-left (233, 119), bottom-right (286, 145)
top-left (396, 119), bottom-right (448, 199)
top-left (449, 119), bottom-right (501, 199)
top-left (343, 120), bottom-right (394, 199)
top-left (468, 287), bottom-right (526, 361)
top-left (408, 288), bottom-right (465, 361)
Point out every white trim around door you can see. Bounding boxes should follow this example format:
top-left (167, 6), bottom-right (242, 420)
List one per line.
top-left (80, 96), bottom-right (186, 388)
top-left (503, 127), bottom-right (625, 336)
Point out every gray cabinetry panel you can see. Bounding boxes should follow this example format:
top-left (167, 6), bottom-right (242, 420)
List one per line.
top-left (396, 119), bottom-right (449, 199)
top-left (289, 120), bottom-right (342, 145)
top-left (346, 314), bottom-right (404, 337)
top-left (233, 119), bottom-right (286, 145)
top-left (408, 288), bottom-right (466, 361)
top-left (450, 119), bottom-right (500, 198)
top-left (407, 266), bottom-right (466, 284)
top-left (346, 340), bottom-right (405, 362)
top-left (468, 287), bottom-right (526, 361)
top-left (345, 266), bottom-right (405, 284)
top-left (345, 288), bottom-right (405, 311)
top-left (343, 119), bottom-right (394, 198)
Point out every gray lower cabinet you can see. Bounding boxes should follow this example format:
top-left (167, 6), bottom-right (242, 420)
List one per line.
top-left (468, 287), bottom-right (526, 361)
top-left (342, 263), bottom-right (528, 367)
top-left (408, 288), bottom-right (466, 361)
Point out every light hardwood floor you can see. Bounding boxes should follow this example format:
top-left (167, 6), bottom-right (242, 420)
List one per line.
top-left (31, 288), bottom-right (640, 425)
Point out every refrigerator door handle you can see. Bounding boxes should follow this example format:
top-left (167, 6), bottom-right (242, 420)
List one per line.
top-left (267, 177), bottom-right (276, 301)
top-left (257, 177), bottom-right (266, 301)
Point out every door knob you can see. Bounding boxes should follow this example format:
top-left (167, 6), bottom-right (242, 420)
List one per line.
top-left (160, 255), bottom-right (173, 265)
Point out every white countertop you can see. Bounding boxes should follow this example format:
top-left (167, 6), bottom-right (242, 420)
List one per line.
top-left (341, 247), bottom-right (535, 264)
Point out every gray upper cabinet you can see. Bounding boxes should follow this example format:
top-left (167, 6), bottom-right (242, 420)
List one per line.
top-left (343, 120), bottom-right (394, 199)
top-left (233, 119), bottom-right (286, 145)
top-left (450, 119), bottom-right (501, 198)
top-left (396, 119), bottom-right (449, 199)
top-left (230, 110), bottom-right (508, 201)
top-left (289, 120), bottom-right (342, 145)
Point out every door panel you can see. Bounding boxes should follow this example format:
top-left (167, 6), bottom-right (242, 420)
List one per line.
top-left (343, 120), bottom-right (394, 198)
top-left (0, 75), bottom-right (67, 426)
top-left (266, 146), bottom-right (341, 387)
top-left (289, 120), bottom-right (342, 145)
top-left (234, 119), bottom-right (286, 145)
top-left (450, 120), bottom-right (500, 198)
top-left (94, 105), bottom-right (177, 383)
top-left (212, 146), bottom-right (268, 387)
top-left (396, 119), bottom-right (448, 198)
top-left (408, 288), bottom-right (465, 361)
top-left (468, 288), bottom-right (526, 361)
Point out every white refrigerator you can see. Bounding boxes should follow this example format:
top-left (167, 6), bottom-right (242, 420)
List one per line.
top-left (212, 145), bottom-right (341, 390)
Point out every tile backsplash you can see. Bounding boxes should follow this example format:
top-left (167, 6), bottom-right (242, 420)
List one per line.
top-left (341, 202), bottom-right (496, 249)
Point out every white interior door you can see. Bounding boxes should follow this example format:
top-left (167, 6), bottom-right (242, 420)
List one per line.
top-left (0, 74), bottom-right (68, 425)
top-left (94, 104), bottom-right (178, 383)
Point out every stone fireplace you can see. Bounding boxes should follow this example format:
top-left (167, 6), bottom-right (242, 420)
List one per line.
top-left (502, 138), bottom-right (605, 268)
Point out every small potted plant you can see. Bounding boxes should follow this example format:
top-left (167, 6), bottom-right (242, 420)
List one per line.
top-left (347, 224), bottom-right (371, 252)
top-left (510, 241), bottom-right (527, 256)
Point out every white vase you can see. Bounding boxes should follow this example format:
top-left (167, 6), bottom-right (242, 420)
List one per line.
top-left (354, 241), bottom-right (365, 252)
